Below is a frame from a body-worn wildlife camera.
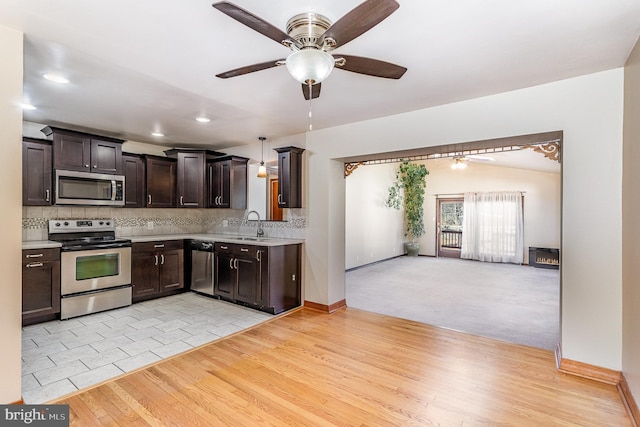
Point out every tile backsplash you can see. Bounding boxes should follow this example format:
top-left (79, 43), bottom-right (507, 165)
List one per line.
top-left (23, 206), bottom-right (306, 241)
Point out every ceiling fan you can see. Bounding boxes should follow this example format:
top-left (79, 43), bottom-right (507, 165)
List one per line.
top-left (212, 0), bottom-right (407, 100)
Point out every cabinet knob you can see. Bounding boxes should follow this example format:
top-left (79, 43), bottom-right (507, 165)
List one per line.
top-left (160, 254), bottom-right (165, 265)
top-left (180, 196), bottom-right (184, 206)
top-left (154, 255), bottom-right (158, 266)
top-left (148, 194), bottom-right (152, 205)
top-left (45, 189), bottom-right (50, 202)
top-left (93, 165), bottom-right (97, 168)
top-left (85, 164), bottom-right (89, 168)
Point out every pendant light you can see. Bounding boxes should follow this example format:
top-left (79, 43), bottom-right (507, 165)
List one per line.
top-left (257, 136), bottom-right (267, 178)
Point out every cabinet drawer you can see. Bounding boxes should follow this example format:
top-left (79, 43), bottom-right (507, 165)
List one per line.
top-left (214, 242), bottom-right (257, 258)
top-left (234, 244), bottom-right (257, 258)
top-left (133, 240), bottom-right (183, 254)
top-left (214, 242), bottom-right (234, 254)
top-left (23, 248), bottom-right (60, 264)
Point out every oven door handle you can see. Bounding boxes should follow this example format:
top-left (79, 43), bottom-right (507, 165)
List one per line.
top-left (61, 241), bottom-right (132, 252)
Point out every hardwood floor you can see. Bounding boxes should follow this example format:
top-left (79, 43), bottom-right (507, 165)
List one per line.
top-left (54, 307), bottom-right (631, 426)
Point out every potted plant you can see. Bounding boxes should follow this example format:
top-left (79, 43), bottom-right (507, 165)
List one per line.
top-left (386, 161), bottom-right (429, 256)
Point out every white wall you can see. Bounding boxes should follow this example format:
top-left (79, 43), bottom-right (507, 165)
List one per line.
top-left (0, 24), bottom-right (25, 403)
top-left (345, 162), bottom-right (404, 269)
top-left (307, 69), bottom-right (623, 370)
top-left (622, 38), bottom-right (640, 406)
top-left (346, 159), bottom-right (561, 270)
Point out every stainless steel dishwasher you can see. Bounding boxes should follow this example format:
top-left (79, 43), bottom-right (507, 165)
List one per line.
top-left (190, 240), bottom-right (215, 296)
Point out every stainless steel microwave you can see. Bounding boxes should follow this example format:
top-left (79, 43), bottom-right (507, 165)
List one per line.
top-left (55, 169), bottom-right (125, 206)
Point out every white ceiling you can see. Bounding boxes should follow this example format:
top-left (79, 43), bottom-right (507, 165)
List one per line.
top-left (1, 0), bottom-right (639, 152)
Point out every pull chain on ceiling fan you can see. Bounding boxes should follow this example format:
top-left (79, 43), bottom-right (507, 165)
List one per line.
top-left (212, 0), bottom-right (407, 105)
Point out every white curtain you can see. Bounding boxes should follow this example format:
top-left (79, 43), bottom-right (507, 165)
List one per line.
top-left (461, 191), bottom-right (524, 264)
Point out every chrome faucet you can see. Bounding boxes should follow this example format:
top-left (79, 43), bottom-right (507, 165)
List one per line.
top-left (246, 210), bottom-right (264, 237)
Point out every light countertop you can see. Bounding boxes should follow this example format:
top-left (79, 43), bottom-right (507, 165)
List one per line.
top-left (23, 234), bottom-right (304, 249)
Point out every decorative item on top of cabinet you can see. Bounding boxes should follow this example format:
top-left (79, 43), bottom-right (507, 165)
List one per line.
top-left (22, 247), bottom-right (60, 325)
top-left (143, 155), bottom-right (176, 208)
top-left (41, 126), bottom-right (124, 174)
top-left (122, 153), bottom-right (146, 208)
top-left (164, 149), bottom-right (225, 208)
top-left (131, 240), bottom-right (184, 302)
top-left (274, 147), bottom-right (305, 209)
top-left (207, 155), bottom-right (249, 209)
top-left (22, 137), bottom-right (52, 206)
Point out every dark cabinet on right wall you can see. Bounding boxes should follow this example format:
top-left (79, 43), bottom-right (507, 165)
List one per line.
top-left (274, 147), bottom-right (305, 208)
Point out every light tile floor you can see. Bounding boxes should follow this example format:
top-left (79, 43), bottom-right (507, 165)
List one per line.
top-left (22, 293), bottom-right (272, 403)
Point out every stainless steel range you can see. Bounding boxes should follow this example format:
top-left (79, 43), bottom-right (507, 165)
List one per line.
top-left (48, 219), bottom-right (132, 320)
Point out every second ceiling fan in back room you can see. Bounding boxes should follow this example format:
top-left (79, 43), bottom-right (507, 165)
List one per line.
top-left (212, 0), bottom-right (408, 101)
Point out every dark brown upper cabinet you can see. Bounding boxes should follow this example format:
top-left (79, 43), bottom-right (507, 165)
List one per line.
top-left (274, 147), bottom-right (305, 209)
top-left (144, 155), bottom-right (176, 208)
top-left (122, 153), bottom-right (146, 208)
top-left (22, 138), bottom-right (52, 206)
top-left (164, 149), bottom-right (225, 208)
top-left (207, 155), bottom-right (249, 209)
top-left (42, 126), bottom-right (124, 174)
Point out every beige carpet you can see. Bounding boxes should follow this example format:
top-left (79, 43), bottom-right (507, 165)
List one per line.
top-left (345, 256), bottom-right (560, 350)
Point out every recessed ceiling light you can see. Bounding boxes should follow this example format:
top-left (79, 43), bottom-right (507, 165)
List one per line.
top-left (21, 103), bottom-right (36, 110)
top-left (195, 116), bottom-right (211, 123)
top-left (42, 73), bottom-right (70, 84)
top-left (151, 132), bottom-right (165, 137)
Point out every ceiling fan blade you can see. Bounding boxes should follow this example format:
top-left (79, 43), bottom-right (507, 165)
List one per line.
top-left (302, 83), bottom-right (321, 100)
top-left (216, 59), bottom-right (285, 78)
top-left (318, 0), bottom-right (399, 48)
top-left (336, 55), bottom-right (407, 79)
top-left (212, 2), bottom-right (301, 49)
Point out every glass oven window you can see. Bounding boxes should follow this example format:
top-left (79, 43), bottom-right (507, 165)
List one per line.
top-left (59, 176), bottom-right (112, 200)
top-left (76, 253), bottom-right (120, 280)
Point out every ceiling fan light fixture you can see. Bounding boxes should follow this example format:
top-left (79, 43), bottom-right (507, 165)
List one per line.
top-left (285, 49), bottom-right (334, 84)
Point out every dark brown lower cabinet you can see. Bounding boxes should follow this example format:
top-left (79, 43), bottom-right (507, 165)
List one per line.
top-left (22, 248), bottom-right (60, 325)
top-left (213, 242), bottom-right (301, 314)
top-left (257, 244), bottom-right (301, 314)
top-left (132, 240), bottom-right (184, 302)
top-left (213, 243), bottom-right (259, 304)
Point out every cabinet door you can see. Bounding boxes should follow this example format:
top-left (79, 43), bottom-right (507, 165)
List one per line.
top-left (216, 161), bottom-right (231, 208)
top-left (146, 157), bottom-right (176, 208)
top-left (90, 139), bottom-right (123, 174)
top-left (132, 252), bottom-right (160, 300)
top-left (53, 133), bottom-right (91, 172)
top-left (22, 140), bottom-right (52, 206)
top-left (177, 152), bottom-right (205, 208)
top-left (214, 251), bottom-right (235, 300)
top-left (22, 260), bottom-right (60, 322)
top-left (123, 153), bottom-right (145, 208)
top-left (235, 256), bottom-right (259, 305)
top-left (275, 147), bottom-right (304, 208)
top-left (159, 249), bottom-right (184, 292)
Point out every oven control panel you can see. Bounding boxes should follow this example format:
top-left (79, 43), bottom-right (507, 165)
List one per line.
top-left (49, 219), bottom-right (116, 234)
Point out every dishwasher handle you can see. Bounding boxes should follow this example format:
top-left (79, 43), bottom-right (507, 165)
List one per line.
top-left (190, 240), bottom-right (215, 252)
